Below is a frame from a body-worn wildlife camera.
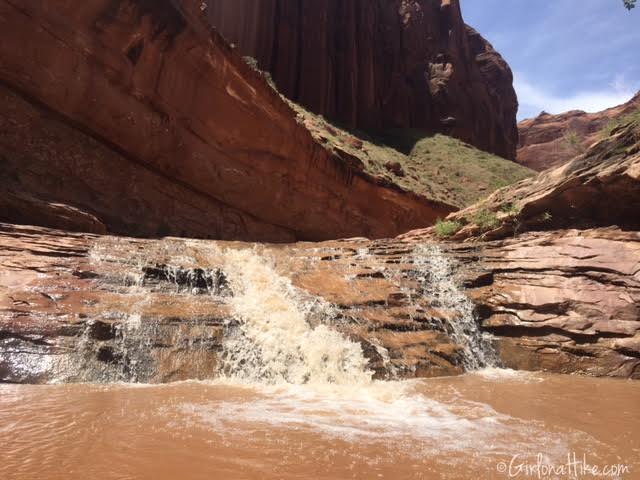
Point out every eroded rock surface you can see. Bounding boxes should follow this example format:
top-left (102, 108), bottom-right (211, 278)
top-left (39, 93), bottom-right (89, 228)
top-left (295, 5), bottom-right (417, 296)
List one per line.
top-left (1, 223), bottom-right (637, 383)
top-left (406, 119), bottom-right (640, 242)
top-left (0, 0), bottom-right (453, 241)
top-left (473, 229), bottom-right (640, 378)
top-left (0, 1), bottom-right (637, 387)
top-left (517, 92), bottom-right (640, 171)
top-left (207, 0), bottom-right (518, 159)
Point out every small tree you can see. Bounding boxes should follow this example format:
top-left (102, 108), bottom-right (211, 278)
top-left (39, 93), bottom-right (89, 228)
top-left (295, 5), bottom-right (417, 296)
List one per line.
top-left (563, 130), bottom-right (586, 155)
top-left (624, 0), bottom-right (636, 10)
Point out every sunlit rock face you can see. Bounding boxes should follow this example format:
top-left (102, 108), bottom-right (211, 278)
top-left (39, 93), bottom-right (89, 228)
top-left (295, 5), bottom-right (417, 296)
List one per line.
top-left (517, 92), bottom-right (640, 171)
top-left (0, 224), bottom-right (484, 383)
top-left (206, 0), bottom-right (519, 160)
top-left (0, 1), bottom-right (637, 386)
top-left (404, 118), bottom-right (640, 244)
top-left (0, 0), bottom-right (454, 242)
top-left (1, 223), bottom-right (637, 384)
top-left (471, 229), bottom-right (640, 378)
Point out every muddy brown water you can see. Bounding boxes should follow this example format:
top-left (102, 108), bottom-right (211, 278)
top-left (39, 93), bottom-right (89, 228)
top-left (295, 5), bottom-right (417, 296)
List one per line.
top-left (1, 370), bottom-right (638, 480)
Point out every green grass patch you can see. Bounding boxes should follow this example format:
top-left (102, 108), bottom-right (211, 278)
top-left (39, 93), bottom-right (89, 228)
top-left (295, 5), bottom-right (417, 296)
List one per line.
top-left (434, 219), bottom-right (462, 238)
top-left (500, 202), bottom-right (522, 217)
top-left (287, 102), bottom-right (536, 209)
top-left (399, 133), bottom-right (534, 208)
top-left (563, 130), bottom-right (586, 155)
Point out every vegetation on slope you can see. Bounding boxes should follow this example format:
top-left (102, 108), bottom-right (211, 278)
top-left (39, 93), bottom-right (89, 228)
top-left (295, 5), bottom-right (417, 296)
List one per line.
top-left (291, 104), bottom-right (534, 208)
top-left (243, 55), bottom-right (534, 210)
top-left (421, 119), bottom-right (640, 242)
top-left (600, 105), bottom-right (640, 139)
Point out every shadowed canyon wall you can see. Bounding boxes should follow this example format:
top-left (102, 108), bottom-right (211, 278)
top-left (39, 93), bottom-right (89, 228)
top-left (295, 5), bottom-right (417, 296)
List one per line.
top-left (0, 0), bottom-right (455, 242)
top-left (206, 0), bottom-right (519, 160)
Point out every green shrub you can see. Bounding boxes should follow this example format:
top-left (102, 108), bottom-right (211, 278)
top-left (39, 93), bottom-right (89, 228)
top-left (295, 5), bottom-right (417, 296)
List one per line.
top-left (500, 202), bottom-right (522, 217)
top-left (601, 119), bottom-right (619, 139)
top-left (473, 209), bottom-right (500, 231)
top-left (600, 108), bottom-right (640, 139)
top-left (434, 219), bottom-right (462, 238)
top-left (563, 130), bottom-right (585, 154)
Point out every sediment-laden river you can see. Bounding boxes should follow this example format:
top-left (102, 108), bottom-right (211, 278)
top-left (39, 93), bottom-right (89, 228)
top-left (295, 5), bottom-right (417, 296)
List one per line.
top-left (1, 371), bottom-right (638, 480)
top-left (2, 230), bottom-right (639, 479)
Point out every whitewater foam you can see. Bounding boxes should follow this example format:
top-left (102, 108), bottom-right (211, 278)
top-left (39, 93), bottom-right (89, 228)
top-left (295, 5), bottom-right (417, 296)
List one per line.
top-left (219, 248), bottom-right (372, 385)
top-left (175, 379), bottom-right (574, 461)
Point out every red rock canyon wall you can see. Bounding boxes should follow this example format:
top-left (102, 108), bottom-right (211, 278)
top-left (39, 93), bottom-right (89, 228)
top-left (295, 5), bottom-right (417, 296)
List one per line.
top-left (0, 0), bottom-right (454, 241)
top-left (517, 92), bottom-right (640, 171)
top-left (206, 0), bottom-right (519, 160)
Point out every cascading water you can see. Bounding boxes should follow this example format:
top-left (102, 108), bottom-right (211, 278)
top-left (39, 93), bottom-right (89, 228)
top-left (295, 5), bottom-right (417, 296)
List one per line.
top-left (46, 241), bottom-right (227, 383)
top-left (154, 246), bottom-right (582, 477)
top-left (46, 240), bottom-right (493, 384)
top-left (5, 240), bottom-right (617, 480)
top-left (217, 243), bottom-right (495, 386)
top-left (219, 248), bottom-right (372, 385)
top-left (408, 244), bottom-right (497, 370)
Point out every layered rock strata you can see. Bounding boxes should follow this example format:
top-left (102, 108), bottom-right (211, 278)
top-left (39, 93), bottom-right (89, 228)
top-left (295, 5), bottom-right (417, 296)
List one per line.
top-left (517, 92), bottom-right (640, 171)
top-left (207, 0), bottom-right (519, 159)
top-left (1, 223), bottom-right (637, 383)
top-left (404, 120), bottom-right (640, 242)
top-left (0, 0), bottom-right (454, 242)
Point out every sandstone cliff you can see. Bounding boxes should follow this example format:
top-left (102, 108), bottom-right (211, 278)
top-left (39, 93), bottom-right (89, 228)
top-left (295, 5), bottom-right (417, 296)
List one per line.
top-left (206, 0), bottom-right (519, 160)
top-left (396, 116), bottom-right (640, 379)
top-left (517, 92), bottom-right (640, 171)
top-left (2, 117), bottom-right (638, 383)
top-left (0, 0), bottom-right (455, 242)
top-left (405, 116), bottom-right (640, 242)
top-left (1, 0), bottom-right (638, 385)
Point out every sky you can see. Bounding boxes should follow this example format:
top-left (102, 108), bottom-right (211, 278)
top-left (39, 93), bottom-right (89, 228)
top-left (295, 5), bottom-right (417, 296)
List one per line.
top-left (461, 0), bottom-right (640, 120)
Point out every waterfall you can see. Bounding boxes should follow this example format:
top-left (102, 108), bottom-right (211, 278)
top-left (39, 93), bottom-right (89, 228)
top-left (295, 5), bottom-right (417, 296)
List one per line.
top-left (219, 248), bottom-right (373, 385)
top-left (45, 241), bottom-right (495, 384)
top-left (218, 244), bottom-right (495, 386)
top-left (409, 244), bottom-right (496, 370)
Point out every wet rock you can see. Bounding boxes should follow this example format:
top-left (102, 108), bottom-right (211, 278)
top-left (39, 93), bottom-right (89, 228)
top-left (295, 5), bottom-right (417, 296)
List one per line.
top-left (465, 229), bottom-right (640, 379)
top-left (88, 321), bottom-right (116, 341)
top-left (1, 222), bottom-right (637, 383)
top-left (397, 123), bottom-right (640, 378)
top-left (0, 224), bottom-right (228, 383)
top-left (2, 118), bottom-right (639, 381)
top-left (142, 264), bottom-right (230, 295)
